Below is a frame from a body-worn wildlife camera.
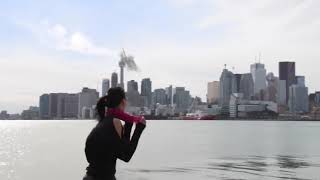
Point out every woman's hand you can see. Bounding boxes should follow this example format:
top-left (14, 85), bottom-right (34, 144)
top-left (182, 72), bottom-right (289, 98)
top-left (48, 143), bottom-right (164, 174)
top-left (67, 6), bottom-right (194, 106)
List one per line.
top-left (139, 116), bottom-right (146, 126)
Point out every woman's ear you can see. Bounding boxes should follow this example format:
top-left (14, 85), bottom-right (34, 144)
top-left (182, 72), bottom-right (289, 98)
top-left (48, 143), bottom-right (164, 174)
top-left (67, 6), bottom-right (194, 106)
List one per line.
top-left (120, 99), bottom-right (127, 110)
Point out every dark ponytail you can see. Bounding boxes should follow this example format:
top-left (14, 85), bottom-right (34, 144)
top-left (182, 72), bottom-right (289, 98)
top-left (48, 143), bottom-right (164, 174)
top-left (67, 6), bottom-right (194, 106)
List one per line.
top-left (96, 96), bottom-right (108, 122)
top-left (96, 87), bottom-right (126, 122)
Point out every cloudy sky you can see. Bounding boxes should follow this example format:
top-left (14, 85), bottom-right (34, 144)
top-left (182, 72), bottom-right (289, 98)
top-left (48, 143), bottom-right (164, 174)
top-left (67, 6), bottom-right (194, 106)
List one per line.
top-left (1, 0), bottom-right (320, 113)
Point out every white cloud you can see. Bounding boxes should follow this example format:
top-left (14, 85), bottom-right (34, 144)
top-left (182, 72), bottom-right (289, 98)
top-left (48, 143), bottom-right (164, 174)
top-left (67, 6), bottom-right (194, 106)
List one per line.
top-left (48, 24), bottom-right (67, 38)
top-left (0, 22), bottom-right (119, 113)
top-left (46, 24), bottom-right (115, 57)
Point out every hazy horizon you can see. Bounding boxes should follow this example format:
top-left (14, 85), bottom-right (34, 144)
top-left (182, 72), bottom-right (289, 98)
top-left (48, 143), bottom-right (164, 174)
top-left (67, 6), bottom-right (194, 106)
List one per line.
top-left (1, 0), bottom-right (320, 113)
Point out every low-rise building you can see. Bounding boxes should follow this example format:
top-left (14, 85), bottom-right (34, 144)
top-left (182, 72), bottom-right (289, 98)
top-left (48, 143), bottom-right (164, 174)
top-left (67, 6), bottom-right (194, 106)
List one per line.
top-left (155, 104), bottom-right (174, 116)
top-left (79, 88), bottom-right (99, 119)
top-left (229, 93), bottom-right (278, 118)
top-left (0, 111), bottom-right (9, 120)
top-left (21, 106), bottom-right (39, 120)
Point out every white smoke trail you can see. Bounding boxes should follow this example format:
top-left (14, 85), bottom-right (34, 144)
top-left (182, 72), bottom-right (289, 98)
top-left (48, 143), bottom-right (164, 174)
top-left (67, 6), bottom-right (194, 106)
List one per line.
top-left (119, 51), bottom-right (139, 71)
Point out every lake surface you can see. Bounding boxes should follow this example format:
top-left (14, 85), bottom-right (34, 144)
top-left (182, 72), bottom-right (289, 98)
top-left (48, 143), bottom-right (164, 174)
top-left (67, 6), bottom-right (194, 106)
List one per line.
top-left (0, 120), bottom-right (320, 180)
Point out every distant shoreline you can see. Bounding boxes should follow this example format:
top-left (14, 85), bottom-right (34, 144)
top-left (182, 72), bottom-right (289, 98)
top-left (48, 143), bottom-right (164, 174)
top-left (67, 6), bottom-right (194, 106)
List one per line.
top-left (1, 119), bottom-right (320, 122)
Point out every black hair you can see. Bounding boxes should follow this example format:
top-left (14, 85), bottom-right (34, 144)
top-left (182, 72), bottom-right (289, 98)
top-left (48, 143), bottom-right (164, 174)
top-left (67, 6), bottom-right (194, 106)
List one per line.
top-left (96, 87), bottom-right (126, 122)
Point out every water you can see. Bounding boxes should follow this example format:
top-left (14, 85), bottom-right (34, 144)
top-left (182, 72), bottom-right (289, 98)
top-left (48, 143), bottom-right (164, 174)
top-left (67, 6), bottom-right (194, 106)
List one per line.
top-left (0, 120), bottom-right (320, 180)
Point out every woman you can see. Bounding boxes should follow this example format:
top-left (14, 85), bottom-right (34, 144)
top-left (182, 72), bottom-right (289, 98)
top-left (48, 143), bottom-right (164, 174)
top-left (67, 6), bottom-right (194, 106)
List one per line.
top-left (84, 87), bottom-right (146, 180)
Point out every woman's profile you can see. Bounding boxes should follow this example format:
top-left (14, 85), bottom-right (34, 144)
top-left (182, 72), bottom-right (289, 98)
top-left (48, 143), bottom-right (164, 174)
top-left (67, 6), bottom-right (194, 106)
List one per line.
top-left (83, 87), bottom-right (146, 180)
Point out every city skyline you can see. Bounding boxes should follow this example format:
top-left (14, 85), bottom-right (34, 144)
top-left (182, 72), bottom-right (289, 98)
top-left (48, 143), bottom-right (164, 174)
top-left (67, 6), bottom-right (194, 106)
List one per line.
top-left (1, 60), bottom-right (319, 119)
top-left (1, 0), bottom-right (320, 113)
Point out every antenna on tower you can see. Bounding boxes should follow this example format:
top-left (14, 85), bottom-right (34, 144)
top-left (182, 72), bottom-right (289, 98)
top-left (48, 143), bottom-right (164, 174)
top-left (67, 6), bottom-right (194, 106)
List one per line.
top-left (259, 52), bottom-right (261, 63)
top-left (96, 81), bottom-right (99, 92)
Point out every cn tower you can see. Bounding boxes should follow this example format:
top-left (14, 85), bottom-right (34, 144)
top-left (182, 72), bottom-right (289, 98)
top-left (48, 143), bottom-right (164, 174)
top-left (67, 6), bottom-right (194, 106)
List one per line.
top-left (119, 60), bottom-right (125, 89)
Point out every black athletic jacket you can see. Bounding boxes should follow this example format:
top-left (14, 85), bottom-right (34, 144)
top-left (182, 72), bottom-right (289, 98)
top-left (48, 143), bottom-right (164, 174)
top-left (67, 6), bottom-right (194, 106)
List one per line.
top-left (84, 116), bottom-right (145, 180)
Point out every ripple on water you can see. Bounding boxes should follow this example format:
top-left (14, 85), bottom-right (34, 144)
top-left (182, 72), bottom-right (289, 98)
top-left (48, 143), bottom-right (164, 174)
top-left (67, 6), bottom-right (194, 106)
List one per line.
top-left (120, 155), bottom-right (317, 180)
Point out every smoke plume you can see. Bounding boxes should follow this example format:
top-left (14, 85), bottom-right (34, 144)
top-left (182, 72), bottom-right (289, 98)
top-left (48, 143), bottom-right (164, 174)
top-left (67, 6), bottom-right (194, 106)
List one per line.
top-left (119, 51), bottom-right (139, 71)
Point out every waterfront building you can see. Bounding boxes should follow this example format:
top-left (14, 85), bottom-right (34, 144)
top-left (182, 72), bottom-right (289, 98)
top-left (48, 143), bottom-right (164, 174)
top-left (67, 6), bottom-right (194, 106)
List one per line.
top-left (288, 76), bottom-right (309, 113)
top-left (56, 93), bottom-right (79, 119)
top-left (62, 94), bottom-right (79, 118)
top-left (155, 104), bottom-right (174, 116)
top-left (78, 88), bottom-right (99, 119)
top-left (45, 93), bottom-right (79, 119)
top-left (239, 73), bottom-right (254, 100)
top-left (0, 111), bottom-right (9, 120)
top-left (207, 81), bottom-right (220, 104)
top-left (21, 106), bottom-right (39, 120)
top-left (229, 93), bottom-right (243, 118)
top-left (8, 114), bottom-right (20, 120)
top-left (141, 78), bottom-right (152, 107)
top-left (57, 93), bottom-right (68, 118)
top-left (279, 61), bottom-right (296, 103)
top-left (39, 94), bottom-right (49, 119)
top-left (230, 98), bottom-right (278, 119)
top-left (250, 63), bottom-right (267, 99)
top-left (81, 107), bottom-right (94, 119)
top-left (111, 72), bottom-right (118, 88)
top-left (102, 79), bottom-right (110, 96)
top-left (207, 105), bottom-right (222, 115)
top-left (316, 92), bottom-right (320, 107)
top-left (309, 92), bottom-right (320, 108)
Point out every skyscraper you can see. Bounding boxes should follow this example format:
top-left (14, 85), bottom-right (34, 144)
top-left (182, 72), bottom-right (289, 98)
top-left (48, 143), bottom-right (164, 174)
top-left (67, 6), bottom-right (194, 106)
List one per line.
top-left (111, 72), bottom-right (118, 88)
top-left (279, 61), bottom-right (296, 103)
top-left (173, 87), bottom-right (191, 113)
top-left (289, 76), bottom-right (309, 113)
top-left (78, 88), bottom-right (99, 119)
top-left (141, 78), bottom-right (152, 107)
top-left (39, 94), bottom-right (49, 119)
top-left (250, 63), bottom-right (267, 96)
top-left (102, 79), bottom-right (110, 96)
top-left (266, 73), bottom-right (278, 102)
top-left (239, 73), bottom-right (254, 100)
top-left (127, 80), bottom-right (138, 93)
top-left (277, 80), bottom-right (287, 106)
top-left (165, 85), bottom-right (173, 106)
top-left (119, 61), bottom-right (125, 89)
top-left (296, 76), bottom-right (305, 86)
top-left (152, 89), bottom-right (167, 105)
top-left (127, 80), bottom-right (140, 107)
top-left (207, 81), bottom-right (220, 104)
top-left (234, 74), bottom-right (242, 93)
top-left (219, 68), bottom-right (237, 116)
top-left (219, 68), bottom-right (237, 106)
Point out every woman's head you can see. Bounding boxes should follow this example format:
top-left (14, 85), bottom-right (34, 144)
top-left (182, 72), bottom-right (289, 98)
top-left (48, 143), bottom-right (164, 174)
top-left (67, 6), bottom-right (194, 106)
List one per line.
top-left (96, 87), bottom-right (127, 121)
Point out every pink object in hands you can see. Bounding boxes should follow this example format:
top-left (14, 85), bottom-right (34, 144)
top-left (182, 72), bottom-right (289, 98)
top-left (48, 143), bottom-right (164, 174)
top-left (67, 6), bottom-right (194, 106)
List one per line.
top-left (106, 108), bottom-right (143, 123)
